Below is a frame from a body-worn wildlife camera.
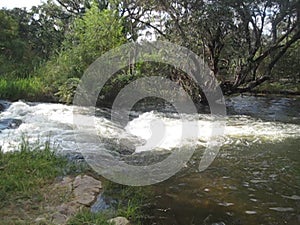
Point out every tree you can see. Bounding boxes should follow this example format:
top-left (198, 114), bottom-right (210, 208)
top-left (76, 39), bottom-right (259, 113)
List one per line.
top-left (62, 1), bottom-right (126, 73)
top-left (272, 40), bottom-right (300, 82)
top-left (27, 1), bottom-right (70, 60)
top-left (0, 10), bottom-right (21, 61)
top-left (0, 1), bottom-right (69, 78)
top-left (0, 9), bottom-right (27, 76)
top-left (55, 0), bottom-right (110, 15)
top-left (37, 1), bottom-right (126, 102)
top-left (137, 0), bottom-right (300, 96)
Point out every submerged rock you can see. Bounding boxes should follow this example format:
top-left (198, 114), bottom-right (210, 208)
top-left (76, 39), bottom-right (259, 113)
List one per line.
top-left (0, 100), bottom-right (10, 112)
top-left (0, 118), bottom-right (22, 131)
top-left (91, 193), bottom-right (112, 213)
top-left (63, 151), bottom-right (86, 164)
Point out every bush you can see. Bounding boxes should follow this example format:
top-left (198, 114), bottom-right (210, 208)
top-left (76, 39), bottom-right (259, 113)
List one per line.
top-left (35, 5), bottom-right (126, 102)
top-left (55, 77), bottom-right (80, 104)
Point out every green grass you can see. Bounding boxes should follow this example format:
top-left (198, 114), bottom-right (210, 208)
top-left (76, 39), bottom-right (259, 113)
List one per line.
top-left (103, 181), bottom-right (152, 224)
top-left (254, 81), bottom-right (300, 94)
top-left (0, 138), bottom-right (69, 208)
top-left (67, 209), bottom-right (112, 225)
top-left (0, 77), bottom-right (48, 101)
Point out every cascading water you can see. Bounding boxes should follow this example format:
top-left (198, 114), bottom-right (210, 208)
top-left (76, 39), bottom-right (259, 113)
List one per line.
top-left (0, 99), bottom-right (299, 153)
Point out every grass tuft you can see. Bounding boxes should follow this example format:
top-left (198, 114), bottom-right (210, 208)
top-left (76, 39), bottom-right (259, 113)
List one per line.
top-left (67, 209), bottom-right (112, 225)
top-left (0, 138), bottom-right (69, 208)
top-left (103, 181), bottom-right (152, 224)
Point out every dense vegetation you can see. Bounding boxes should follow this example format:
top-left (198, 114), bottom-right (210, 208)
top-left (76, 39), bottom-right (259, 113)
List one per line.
top-left (0, 0), bottom-right (299, 104)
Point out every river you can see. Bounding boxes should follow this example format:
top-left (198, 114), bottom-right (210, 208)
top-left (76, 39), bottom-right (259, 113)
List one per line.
top-left (0, 95), bottom-right (299, 224)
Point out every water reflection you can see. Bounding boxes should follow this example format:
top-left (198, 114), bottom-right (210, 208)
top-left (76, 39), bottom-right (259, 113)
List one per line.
top-left (145, 139), bottom-right (300, 225)
top-left (227, 95), bottom-right (300, 123)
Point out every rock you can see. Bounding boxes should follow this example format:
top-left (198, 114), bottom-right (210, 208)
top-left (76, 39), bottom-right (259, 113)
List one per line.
top-left (73, 175), bottom-right (102, 206)
top-left (63, 152), bottom-right (86, 163)
top-left (0, 100), bottom-right (10, 112)
top-left (0, 118), bottom-right (22, 131)
top-left (90, 193), bottom-right (111, 213)
top-left (75, 191), bottom-right (98, 206)
top-left (52, 212), bottom-right (68, 225)
top-left (56, 202), bottom-right (79, 216)
top-left (108, 217), bottom-right (130, 225)
top-left (0, 104), bottom-right (4, 112)
top-left (62, 176), bottom-right (73, 185)
top-left (45, 175), bottom-right (103, 225)
top-left (54, 176), bottom-right (73, 194)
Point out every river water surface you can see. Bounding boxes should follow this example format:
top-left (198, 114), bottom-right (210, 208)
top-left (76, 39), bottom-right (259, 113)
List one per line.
top-left (0, 95), bottom-right (299, 225)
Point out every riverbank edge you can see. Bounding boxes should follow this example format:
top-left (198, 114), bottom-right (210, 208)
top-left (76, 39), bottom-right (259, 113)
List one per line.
top-left (1, 76), bottom-right (299, 107)
top-left (0, 140), bottom-right (148, 225)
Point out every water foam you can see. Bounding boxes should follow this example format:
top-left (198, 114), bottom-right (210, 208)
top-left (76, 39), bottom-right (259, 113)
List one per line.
top-left (0, 101), bottom-right (299, 153)
top-left (125, 111), bottom-right (300, 151)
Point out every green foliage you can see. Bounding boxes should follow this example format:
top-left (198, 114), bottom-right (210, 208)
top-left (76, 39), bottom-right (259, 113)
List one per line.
top-left (100, 65), bottom-right (144, 100)
top-left (0, 10), bottom-right (19, 55)
top-left (0, 138), bottom-right (69, 207)
top-left (117, 199), bottom-right (142, 223)
top-left (0, 10), bottom-right (17, 34)
top-left (272, 40), bottom-right (300, 82)
top-left (55, 77), bottom-right (80, 104)
top-left (0, 5), bottom-right (67, 79)
top-left (67, 4), bottom-right (125, 56)
top-left (0, 10), bottom-right (27, 77)
top-left (0, 77), bottom-right (45, 101)
top-left (1, 0), bottom-right (299, 102)
top-left (28, 2), bottom-right (69, 60)
top-left (158, 0), bottom-right (300, 93)
top-left (254, 81), bottom-right (300, 94)
top-left (37, 3), bottom-right (126, 102)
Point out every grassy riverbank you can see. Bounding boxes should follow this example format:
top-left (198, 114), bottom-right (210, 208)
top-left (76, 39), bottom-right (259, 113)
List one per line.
top-left (1, 76), bottom-right (299, 104)
top-left (252, 81), bottom-right (300, 96)
top-left (0, 139), bottom-right (148, 224)
top-left (0, 77), bottom-right (52, 102)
